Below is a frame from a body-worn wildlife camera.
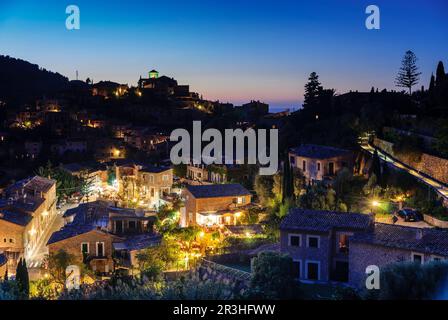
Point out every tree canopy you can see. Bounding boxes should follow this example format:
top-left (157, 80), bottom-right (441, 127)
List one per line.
top-left (395, 50), bottom-right (421, 95)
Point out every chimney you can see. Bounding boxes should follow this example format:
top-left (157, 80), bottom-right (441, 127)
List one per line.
top-left (416, 229), bottom-right (423, 240)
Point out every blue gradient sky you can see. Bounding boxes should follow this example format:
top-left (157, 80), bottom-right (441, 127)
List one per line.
top-left (0, 0), bottom-right (447, 109)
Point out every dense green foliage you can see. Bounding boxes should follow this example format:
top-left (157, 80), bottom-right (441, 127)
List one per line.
top-left (366, 261), bottom-right (448, 300)
top-left (247, 252), bottom-right (300, 299)
top-left (15, 258), bottom-right (29, 299)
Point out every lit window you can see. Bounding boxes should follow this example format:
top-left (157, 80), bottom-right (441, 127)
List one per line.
top-left (338, 234), bottom-right (350, 253)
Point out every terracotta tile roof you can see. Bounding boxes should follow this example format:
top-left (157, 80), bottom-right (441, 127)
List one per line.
top-left (290, 144), bottom-right (351, 159)
top-left (280, 208), bottom-right (373, 232)
top-left (0, 208), bottom-right (32, 226)
top-left (47, 225), bottom-right (98, 245)
top-left (113, 234), bottom-right (162, 251)
top-left (186, 183), bottom-right (251, 198)
top-left (351, 223), bottom-right (448, 256)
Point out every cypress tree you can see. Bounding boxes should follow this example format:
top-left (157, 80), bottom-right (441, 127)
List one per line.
top-left (429, 73), bottom-right (435, 92)
top-left (22, 259), bottom-right (29, 297)
top-left (15, 258), bottom-right (29, 299)
top-left (436, 61), bottom-right (446, 86)
top-left (370, 149), bottom-right (382, 182)
top-left (381, 162), bottom-right (390, 188)
top-left (281, 155), bottom-right (294, 203)
top-left (15, 258), bottom-right (23, 292)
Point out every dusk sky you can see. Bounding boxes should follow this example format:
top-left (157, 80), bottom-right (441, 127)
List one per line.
top-left (1, 0), bottom-right (447, 110)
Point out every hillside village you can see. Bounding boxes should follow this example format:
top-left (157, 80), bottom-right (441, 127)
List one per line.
top-left (1, 53), bottom-right (448, 300)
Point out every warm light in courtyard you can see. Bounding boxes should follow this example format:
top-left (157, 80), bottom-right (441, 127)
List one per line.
top-left (235, 212), bottom-right (241, 218)
top-left (113, 149), bottom-right (121, 157)
top-left (371, 200), bottom-right (380, 207)
top-left (199, 231), bottom-right (205, 238)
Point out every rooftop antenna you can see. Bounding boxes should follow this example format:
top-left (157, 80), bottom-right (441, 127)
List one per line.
top-left (76, 70), bottom-right (79, 81)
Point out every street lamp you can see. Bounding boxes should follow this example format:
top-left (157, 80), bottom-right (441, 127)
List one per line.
top-left (371, 200), bottom-right (379, 214)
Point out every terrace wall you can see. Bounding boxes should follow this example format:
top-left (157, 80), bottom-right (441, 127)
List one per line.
top-left (373, 138), bottom-right (448, 185)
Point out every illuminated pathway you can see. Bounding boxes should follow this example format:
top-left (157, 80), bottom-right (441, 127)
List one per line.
top-left (360, 143), bottom-right (448, 203)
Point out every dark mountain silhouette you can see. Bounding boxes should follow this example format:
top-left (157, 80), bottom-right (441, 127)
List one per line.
top-left (0, 55), bottom-right (69, 107)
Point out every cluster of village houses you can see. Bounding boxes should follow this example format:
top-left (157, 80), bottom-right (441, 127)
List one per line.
top-left (1, 144), bottom-right (448, 290)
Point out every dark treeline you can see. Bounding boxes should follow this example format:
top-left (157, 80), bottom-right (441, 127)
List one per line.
top-left (0, 55), bottom-right (69, 107)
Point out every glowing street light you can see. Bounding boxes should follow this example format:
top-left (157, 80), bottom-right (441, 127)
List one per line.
top-left (371, 200), bottom-right (380, 207)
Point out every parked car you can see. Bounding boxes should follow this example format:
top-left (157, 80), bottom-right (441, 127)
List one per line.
top-left (396, 208), bottom-right (423, 222)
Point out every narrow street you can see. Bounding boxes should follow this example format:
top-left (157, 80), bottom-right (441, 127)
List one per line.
top-left (27, 202), bottom-right (78, 268)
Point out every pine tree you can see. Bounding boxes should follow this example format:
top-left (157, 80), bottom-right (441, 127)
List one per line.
top-left (303, 72), bottom-right (322, 108)
top-left (436, 61), bottom-right (446, 86)
top-left (395, 50), bottom-right (421, 95)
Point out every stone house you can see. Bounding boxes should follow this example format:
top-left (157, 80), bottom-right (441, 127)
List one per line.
top-left (186, 163), bottom-right (227, 184)
top-left (47, 201), bottom-right (160, 274)
top-left (0, 176), bottom-right (57, 273)
top-left (111, 161), bottom-right (173, 209)
top-left (62, 161), bottom-right (108, 198)
top-left (181, 184), bottom-right (252, 227)
top-left (349, 223), bottom-right (448, 289)
top-left (280, 209), bottom-right (448, 289)
top-left (288, 144), bottom-right (353, 183)
top-left (280, 208), bottom-right (374, 283)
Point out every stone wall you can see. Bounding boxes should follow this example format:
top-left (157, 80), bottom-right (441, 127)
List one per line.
top-left (349, 242), bottom-right (415, 290)
top-left (196, 260), bottom-right (250, 296)
top-left (423, 214), bottom-right (448, 228)
top-left (373, 138), bottom-right (448, 184)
